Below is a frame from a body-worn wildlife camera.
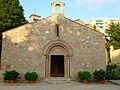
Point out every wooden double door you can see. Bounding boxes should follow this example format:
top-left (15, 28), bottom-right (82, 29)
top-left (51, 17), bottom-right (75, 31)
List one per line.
top-left (50, 55), bottom-right (64, 77)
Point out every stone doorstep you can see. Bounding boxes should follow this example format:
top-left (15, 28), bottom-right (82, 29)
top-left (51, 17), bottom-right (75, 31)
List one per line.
top-left (45, 77), bottom-right (71, 84)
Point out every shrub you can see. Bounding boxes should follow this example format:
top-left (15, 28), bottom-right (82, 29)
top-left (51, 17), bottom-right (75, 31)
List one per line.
top-left (106, 64), bottom-right (118, 71)
top-left (93, 69), bottom-right (106, 80)
top-left (78, 71), bottom-right (91, 81)
top-left (3, 70), bottom-right (20, 80)
top-left (106, 70), bottom-right (116, 80)
top-left (24, 72), bottom-right (38, 81)
top-left (114, 66), bottom-right (120, 79)
top-left (106, 64), bottom-right (120, 80)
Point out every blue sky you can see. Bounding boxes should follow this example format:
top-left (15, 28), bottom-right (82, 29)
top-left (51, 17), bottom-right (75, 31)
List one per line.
top-left (20, 0), bottom-right (120, 23)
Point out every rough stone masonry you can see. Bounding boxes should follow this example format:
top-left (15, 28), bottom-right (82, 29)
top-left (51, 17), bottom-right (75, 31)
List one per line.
top-left (0, 1), bottom-right (106, 81)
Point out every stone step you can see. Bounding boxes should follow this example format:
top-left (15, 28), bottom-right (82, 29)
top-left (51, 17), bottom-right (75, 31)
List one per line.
top-left (45, 77), bottom-right (71, 84)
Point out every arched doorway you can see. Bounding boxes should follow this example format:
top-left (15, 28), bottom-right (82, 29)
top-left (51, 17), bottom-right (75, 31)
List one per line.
top-left (49, 46), bottom-right (66, 77)
top-left (43, 40), bottom-right (73, 80)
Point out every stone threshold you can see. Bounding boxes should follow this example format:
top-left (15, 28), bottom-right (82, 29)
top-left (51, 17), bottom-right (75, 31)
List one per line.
top-left (45, 77), bottom-right (71, 84)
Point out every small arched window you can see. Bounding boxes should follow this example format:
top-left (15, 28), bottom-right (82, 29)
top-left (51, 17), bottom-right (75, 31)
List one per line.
top-left (56, 24), bottom-right (59, 37)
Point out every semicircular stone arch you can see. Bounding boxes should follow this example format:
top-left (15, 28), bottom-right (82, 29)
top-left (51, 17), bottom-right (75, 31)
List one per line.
top-left (43, 40), bottom-right (73, 80)
top-left (43, 40), bottom-right (73, 56)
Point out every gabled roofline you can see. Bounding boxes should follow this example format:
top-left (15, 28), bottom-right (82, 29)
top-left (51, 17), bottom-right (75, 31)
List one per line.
top-left (2, 15), bottom-right (106, 37)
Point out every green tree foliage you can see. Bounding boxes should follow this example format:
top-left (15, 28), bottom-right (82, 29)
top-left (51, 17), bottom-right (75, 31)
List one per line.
top-left (0, 0), bottom-right (27, 32)
top-left (106, 22), bottom-right (120, 49)
top-left (106, 64), bottom-right (120, 80)
top-left (0, 0), bottom-right (27, 58)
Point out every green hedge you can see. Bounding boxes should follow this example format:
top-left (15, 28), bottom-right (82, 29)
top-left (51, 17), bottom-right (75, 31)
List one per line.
top-left (106, 64), bottom-right (120, 80)
top-left (93, 69), bottom-right (106, 80)
top-left (78, 71), bottom-right (91, 81)
top-left (24, 72), bottom-right (38, 81)
top-left (3, 70), bottom-right (20, 80)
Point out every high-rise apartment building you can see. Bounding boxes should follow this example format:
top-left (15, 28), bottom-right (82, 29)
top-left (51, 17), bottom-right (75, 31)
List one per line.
top-left (89, 18), bottom-right (120, 35)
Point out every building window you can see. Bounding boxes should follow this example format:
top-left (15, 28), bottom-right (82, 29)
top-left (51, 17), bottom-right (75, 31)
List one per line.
top-left (56, 24), bottom-right (59, 37)
top-left (100, 26), bottom-right (103, 28)
top-left (33, 18), bottom-right (39, 22)
top-left (96, 20), bottom-right (103, 22)
top-left (96, 23), bottom-right (103, 25)
top-left (105, 22), bottom-right (108, 24)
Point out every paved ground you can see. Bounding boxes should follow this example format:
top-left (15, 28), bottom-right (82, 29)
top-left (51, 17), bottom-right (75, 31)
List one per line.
top-left (0, 81), bottom-right (120, 90)
top-left (108, 80), bottom-right (120, 85)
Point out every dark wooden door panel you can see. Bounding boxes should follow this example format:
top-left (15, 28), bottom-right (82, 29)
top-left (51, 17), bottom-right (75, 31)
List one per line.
top-left (50, 55), bottom-right (64, 77)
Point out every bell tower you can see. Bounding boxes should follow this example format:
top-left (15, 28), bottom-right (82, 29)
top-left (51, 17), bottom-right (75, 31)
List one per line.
top-left (51, 1), bottom-right (65, 15)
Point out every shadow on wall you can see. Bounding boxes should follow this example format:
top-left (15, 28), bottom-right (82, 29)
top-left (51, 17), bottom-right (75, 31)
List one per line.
top-left (1, 26), bottom-right (33, 70)
top-left (1, 24), bottom-right (45, 70)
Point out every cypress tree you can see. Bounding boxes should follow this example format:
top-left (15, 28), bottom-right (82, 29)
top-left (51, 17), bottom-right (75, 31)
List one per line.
top-left (0, 0), bottom-right (27, 32)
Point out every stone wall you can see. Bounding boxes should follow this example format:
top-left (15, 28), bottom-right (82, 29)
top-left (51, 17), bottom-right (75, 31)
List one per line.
top-left (110, 49), bottom-right (120, 65)
top-left (0, 70), bottom-right (3, 83)
top-left (1, 14), bottom-right (106, 80)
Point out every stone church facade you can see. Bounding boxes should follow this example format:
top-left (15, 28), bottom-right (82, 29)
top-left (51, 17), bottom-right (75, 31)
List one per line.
top-left (1, 1), bottom-right (106, 80)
